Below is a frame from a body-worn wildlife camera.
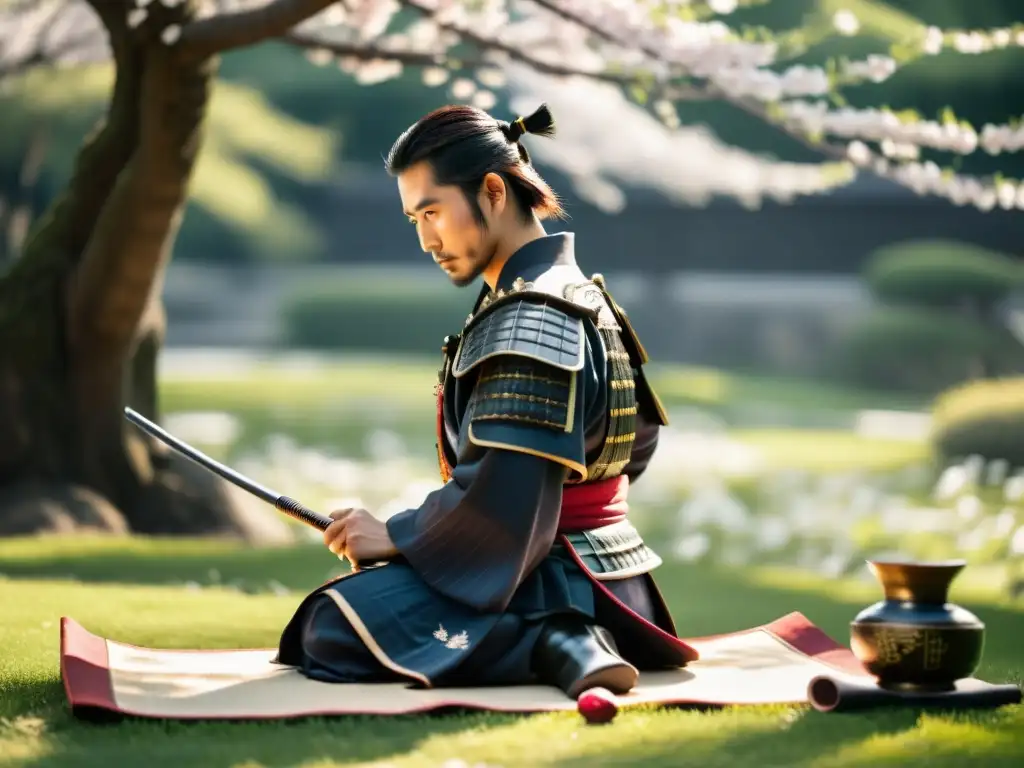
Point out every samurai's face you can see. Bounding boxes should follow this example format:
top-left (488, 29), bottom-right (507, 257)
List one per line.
top-left (397, 161), bottom-right (508, 288)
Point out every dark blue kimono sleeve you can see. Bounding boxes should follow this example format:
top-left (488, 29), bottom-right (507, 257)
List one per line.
top-left (385, 341), bottom-right (604, 613)
top-left (384, 448), bottom-right (569, 612)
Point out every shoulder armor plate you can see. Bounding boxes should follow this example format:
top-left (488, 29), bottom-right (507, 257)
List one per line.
top-left (468, 356), bottom-right (576, 434)
top-left (453, 295), bottom-right (588, 379)
top-left (564, 281), bottom-right (621, 330)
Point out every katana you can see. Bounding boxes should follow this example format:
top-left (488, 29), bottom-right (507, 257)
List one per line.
top-left (123, 406), bottom-right (333, 532)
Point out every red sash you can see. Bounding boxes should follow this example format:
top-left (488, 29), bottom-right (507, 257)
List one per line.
top-left (559, 475), bottom-right (628, 532)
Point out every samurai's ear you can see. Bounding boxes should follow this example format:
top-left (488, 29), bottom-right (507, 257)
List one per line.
top-left (480, 172), bottom-right (508, 216)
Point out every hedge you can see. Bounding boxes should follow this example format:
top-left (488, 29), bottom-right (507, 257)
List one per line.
top-left (864, 239), bottom-right (1022, 309)
top-left (931, 376), bottom-right (1024, 468)
top-left (279, 273), bottom-right (468, 353)
top-left (836, 305), bottom-right (1024, 394)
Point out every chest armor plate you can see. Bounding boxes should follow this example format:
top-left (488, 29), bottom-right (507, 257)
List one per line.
top-left (433, 277), bottom-right (645, 486)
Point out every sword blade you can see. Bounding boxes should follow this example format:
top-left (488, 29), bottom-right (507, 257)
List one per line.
top-left (123, 406), bottom-right (333, 531)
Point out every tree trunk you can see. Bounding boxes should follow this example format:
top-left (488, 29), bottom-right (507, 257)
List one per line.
top-left (0, 0), bottom-right (292, 543)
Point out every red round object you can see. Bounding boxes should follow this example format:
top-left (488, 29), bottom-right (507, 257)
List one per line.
top-left (577, 687), bottom-right (618, 724)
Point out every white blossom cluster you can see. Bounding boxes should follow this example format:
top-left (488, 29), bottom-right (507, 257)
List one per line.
top-left (921, 24), bottom-right (1024, 56)
top-left (127, 0), bottom-right (186, 45)
top-left (780, 101), bottom-right (1024, 158)
top-left (887, 163), bottom-right (1024, 212)
top-left (840, 54), bottom-right (898, 84)
top-left (0, 0), bottom-right (1021, 209)
top-left (845, 148), bottom-right (1024, 211)
top-left (709, 63), bottom-right (829, 101)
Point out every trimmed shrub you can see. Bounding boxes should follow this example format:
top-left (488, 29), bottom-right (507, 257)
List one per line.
top-left (280, 273), bottom-right (467, 353)
top-left (839, 238), bottom-right (1024, 395)
top-left (932, 377), bottom-right (1024, 468)
top-left (865, 240), bottom-right (1022, 310)
top-left (837, 306), bottom-right (1024, 394)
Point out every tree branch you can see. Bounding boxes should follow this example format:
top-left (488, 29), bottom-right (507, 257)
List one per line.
top-left (405, 7), bottom-right (666, 89)
top-left (377, 0), bottom-right (708, 97)
top-left (176, 0), bottom-right (336, 59)
top-left (284, 31), bottom-right (447, 67)
top-left (285, 29), bottom-right (706, 96)
top-left (183, 0), bottom-right (702, 95)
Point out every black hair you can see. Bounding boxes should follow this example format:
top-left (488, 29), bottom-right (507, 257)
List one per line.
top-left (385, 103), bottom-right (565, 224)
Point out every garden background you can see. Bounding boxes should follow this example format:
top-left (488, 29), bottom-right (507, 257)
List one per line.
top-left (1, 1), bottom-right (1023, 765)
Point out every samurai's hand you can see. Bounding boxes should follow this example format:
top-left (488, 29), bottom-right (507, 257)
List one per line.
top-left (324, 507), bottom-right (398, 568)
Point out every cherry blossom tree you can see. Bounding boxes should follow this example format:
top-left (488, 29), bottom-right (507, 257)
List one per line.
top-left (0, 0), bottom-right (1020, 538)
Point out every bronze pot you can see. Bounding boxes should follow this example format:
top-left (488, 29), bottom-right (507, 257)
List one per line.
top-left (850, 560), bottom-right (985, 692)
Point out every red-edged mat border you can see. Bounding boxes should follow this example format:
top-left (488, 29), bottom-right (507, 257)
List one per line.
top-left (59, 611), bottom-right (869, 719)
top-left (60, 616), bottom-right (117, 714)
top-left (751, 612), bottom-right (869, 678)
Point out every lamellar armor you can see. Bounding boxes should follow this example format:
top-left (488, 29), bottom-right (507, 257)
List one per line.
top-left (434, 270), bottom-right (671, 582)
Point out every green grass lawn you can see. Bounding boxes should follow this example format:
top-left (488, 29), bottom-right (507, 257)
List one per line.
top-left (158, 356), bottom-right (927, 416)
top-left (1, 536), bottom-right (1021, 768)
top-left (729, 429), bottom-right (930, 474)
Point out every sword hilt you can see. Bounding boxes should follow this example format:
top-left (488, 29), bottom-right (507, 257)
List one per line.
top-left (276, 495), bottom-right (333, 531)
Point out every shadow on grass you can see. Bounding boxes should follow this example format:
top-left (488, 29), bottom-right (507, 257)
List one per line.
top-left (549, 704), bottom-right (1024, 768)
top-left (0, 678), bottom-right (63, 721)
top-left (10, 687), bottom-right (1024, 768)
top-left (0, 539), bottom-right (343, 593)
top-left (12, 705), bottom-right (526, 768)
top-left (567, 707), bottom-right (919, 768)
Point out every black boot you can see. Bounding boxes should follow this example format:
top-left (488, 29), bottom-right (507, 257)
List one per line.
top-left (532, 615), bottom-right (639, 698)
